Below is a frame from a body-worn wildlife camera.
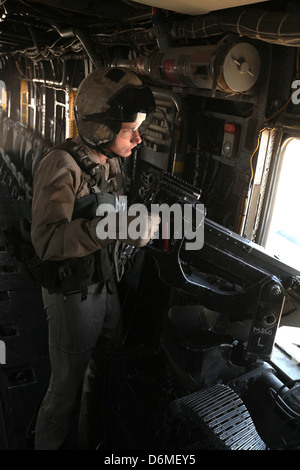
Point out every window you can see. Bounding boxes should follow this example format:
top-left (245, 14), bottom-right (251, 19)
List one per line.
top-left (264, 138), bottom-right (300, 378)
top-left (264, 138), bottom-right (300, 270)
top-left (0, 80), bottom-right (6, 110)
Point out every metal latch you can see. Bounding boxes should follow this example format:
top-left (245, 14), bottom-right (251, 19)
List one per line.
top-left (58, 265), bottom-right (72, 280)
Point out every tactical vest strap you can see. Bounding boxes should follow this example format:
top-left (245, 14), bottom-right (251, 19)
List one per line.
top-left (55, 140), bottom-right (102, 176)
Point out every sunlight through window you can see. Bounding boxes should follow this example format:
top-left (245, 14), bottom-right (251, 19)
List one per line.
top-left (265, 138), bottom-right (300, 270)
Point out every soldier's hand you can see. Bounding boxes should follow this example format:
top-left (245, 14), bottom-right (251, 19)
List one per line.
top-left (95, 204), bottom-right (161, 248)
top-left (123, 208), bottom-right (161, 248)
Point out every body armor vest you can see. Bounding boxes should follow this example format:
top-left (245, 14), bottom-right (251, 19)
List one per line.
top-left (2, 140), bottom-right (124, 299)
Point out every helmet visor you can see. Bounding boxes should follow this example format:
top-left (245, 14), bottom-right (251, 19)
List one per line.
top-left (109, 83), bottom-right (155, 121)
top-left (125, 111), bottom-right (154, 138)
top-left (83, 83), bottom-right (155, 132)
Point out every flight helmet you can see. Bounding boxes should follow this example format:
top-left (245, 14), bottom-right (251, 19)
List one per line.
top-left (74, 67), bottom-right (155, 155)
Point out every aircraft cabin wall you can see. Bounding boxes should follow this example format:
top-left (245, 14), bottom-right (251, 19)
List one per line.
top-left (0, 46), bottom-right (273, 229)
top-left (0, 0), bottom-right (300, 452)
top-left (0, 12), bottom-right (298, 244)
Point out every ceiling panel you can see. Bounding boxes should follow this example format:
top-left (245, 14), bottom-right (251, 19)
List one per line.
top-left (132, 0), bottom-right (269, 15)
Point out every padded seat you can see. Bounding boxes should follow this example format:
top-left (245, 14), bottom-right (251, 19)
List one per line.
top-left (0, 118), bottom-right (52, 200)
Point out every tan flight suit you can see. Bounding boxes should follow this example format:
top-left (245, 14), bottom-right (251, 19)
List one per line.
top-left (31, 135), bottom-right (126, 450)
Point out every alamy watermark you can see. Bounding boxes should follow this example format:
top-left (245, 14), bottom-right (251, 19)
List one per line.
top-left (95, 196), bottom-right (205, 250)
top-left (0, 340), bottom-right (5, 364)
top-left (291, 80), bottom-right (300, 104)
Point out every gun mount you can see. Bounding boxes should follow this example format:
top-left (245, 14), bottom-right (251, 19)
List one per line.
top-left (140, 172), bottom-right (300, 362)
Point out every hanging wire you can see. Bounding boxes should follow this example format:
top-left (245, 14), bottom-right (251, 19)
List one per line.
top-left (249, 126), bottom-right (267, 183)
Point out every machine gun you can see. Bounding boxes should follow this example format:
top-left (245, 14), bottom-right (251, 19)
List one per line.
top-left (136, 171), bottom-right (300, 362)
top-left (108, 172), bottom-right (300, 451)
